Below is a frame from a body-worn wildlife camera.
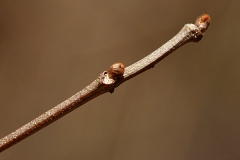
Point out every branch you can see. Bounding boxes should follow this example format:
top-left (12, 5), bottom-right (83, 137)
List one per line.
top-left (0, 14), bottom-right (211, 152)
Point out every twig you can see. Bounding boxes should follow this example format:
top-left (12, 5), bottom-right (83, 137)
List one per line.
top-left (0, 14), bottom-right (211, 152)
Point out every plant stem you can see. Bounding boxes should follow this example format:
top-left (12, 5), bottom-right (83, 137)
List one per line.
top-left (0, 14), bottom-right (210, 152)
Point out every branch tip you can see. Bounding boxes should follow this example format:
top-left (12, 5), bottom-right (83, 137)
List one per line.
top-left (195, 14), bottom-right (211, 33)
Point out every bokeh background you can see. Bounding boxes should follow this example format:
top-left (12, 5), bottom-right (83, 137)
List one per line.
top-left (0, 0), bottom-right (239, 159)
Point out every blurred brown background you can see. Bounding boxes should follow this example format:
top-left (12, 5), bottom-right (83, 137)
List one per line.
top-left (0, 0), bottom-right (239, 159)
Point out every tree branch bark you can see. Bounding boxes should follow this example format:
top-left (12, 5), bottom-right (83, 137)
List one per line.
top-left (0, 14), bottom-right (211, 152)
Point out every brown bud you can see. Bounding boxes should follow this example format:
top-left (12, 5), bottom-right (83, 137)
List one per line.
top-left (107, 62), bottom-right (125, 79)
top-left (195, 14), bottom-right (211, 33)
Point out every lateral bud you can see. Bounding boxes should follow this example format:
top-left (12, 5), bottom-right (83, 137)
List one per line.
top-left (107, 62), bottom-right (125, 80)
